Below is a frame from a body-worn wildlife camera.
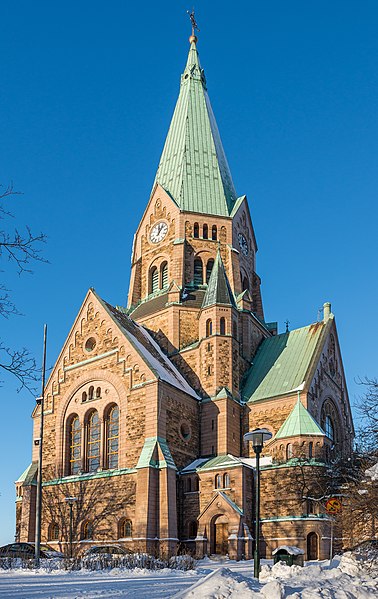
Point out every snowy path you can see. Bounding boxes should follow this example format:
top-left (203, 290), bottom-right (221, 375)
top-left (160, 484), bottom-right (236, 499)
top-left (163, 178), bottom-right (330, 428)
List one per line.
top-left (0, 569), bottom-right (200, 599)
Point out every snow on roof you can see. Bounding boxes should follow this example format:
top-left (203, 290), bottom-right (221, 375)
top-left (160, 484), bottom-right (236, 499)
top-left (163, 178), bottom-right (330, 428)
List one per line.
top-left (239, 456), bottom-right (273, 468)
top-left (272, 545), bottom-right (304, 555)
top-left (181, 458), bottom-right (209, 472)
top-left (131, 321), bottom-right (200, 398)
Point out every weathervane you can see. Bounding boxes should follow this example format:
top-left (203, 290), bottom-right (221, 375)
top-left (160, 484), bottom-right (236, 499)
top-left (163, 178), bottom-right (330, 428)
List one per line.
top-left (187, 8), bottom-right (200, 39)
top-left (285, 319), bottom-right (290, 333)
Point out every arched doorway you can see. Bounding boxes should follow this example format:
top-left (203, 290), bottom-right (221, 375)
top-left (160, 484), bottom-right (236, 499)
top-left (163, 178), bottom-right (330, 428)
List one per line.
top-left (211, 514), bottom-right (229, 555)
top-left (307, 532), bottom-right (318, 560)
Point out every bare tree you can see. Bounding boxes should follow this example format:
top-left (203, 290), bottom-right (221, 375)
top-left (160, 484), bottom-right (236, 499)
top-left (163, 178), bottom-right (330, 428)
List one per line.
top-left (0, 182), bottom-right (46, 392)
top-left (355, 378), bottom-right (378, 452)
top-left (42, 478), bottom-right (135, 556)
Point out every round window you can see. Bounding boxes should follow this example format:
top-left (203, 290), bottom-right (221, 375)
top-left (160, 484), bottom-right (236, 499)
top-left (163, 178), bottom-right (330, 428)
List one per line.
top-left (180, 422), bottom-right (191, 441)
top-left (85, 337), bottom-right (96, 352)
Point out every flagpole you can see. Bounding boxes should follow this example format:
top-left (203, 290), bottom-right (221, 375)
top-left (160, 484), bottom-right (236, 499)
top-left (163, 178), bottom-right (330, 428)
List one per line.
top-left (34, 324), bottom-right (47, 567)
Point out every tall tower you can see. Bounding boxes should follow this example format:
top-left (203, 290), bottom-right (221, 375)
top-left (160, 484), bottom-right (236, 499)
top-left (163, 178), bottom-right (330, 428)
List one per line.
top-left (127, 34), bottom-right (270, 400)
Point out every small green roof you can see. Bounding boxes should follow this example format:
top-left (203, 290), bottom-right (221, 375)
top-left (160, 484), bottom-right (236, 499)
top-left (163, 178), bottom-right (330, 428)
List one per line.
top-left (275, 396), bottom-right (325, 440)
top-left (153, 40), bottom-right (237, 217)
top-left (15, 462), bottom-right (38, 485)
top-left (242, 321), bottom-right (326, 402)
top-left (197, 454), bottom-right (241, 472)
top-left (202, 251), bottom-right (236, 309)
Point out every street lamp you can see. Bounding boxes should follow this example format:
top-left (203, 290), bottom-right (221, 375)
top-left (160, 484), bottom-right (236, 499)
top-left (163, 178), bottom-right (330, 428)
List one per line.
top-left (244, 428), bottom-right (272, 579)
top-left (64, 497), bottom-right (78, 558)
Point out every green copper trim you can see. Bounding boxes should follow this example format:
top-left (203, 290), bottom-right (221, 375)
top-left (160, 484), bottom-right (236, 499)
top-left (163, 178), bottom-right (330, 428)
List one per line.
top-left (42, 467), bottom-right (137, 486)
top-left (136, 436), bottom-right (177, 470)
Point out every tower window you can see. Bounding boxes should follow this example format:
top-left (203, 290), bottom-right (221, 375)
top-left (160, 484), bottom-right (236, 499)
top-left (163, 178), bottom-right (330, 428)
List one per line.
top-left (212, 225), bottom-right (217, 240)
top-left (193, 222), bottom-right (199, 238)
top-left (206, 319), bottom-right (213, 337)
top-left (224, 473), bottom-right (230, 488)
top-left (220, 317), bottom-right (226, 335)
top-left (203, 224), bottom-right (208, 239)
top-left (149, 266), bottom-right (159, 294)
top-left (309, 442), bottom-right (313, 458)
top-left (206, 259), bottom-right (214, 283)
top-left (194, 258), bottom-right (203, 285)
top-left (286, 443), bottom-right (293, 460)
top-left (215, 474), bottom-right (222, 489)
top-left (96, 387), bottom-right (101, 398)
top-left (161, 261), bottom-right (168, 289)
top-left (88, 386), bottom-right (94, 400)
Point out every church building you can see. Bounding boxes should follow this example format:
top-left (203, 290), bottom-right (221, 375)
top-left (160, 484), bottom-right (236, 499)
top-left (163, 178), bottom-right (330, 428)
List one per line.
top-left (15, 29), bottom-right (354, 561)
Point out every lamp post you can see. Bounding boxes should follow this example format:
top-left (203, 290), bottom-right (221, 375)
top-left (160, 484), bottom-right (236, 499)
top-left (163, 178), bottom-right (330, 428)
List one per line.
top-left (244, 428), bottom-right (272, 579)
top-left (64, 497), bottom-right (78, 558)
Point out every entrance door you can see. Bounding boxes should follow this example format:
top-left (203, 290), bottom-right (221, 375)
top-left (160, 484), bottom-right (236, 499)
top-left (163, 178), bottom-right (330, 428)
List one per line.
top-left (215, 523), bottom-right (228, 554)
top-left (213, 515), bottom-right (229, 555)
top-left (307, 532), bottom-right (318, 560)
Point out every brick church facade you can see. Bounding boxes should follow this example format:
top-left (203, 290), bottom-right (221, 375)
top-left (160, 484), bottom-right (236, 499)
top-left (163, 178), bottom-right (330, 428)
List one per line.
top-left (16, 33), bottom-right (354, 561)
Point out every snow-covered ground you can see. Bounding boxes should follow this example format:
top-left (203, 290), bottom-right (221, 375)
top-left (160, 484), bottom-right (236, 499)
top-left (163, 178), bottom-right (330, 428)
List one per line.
top-left (0, 554), bottom-right (377, 598)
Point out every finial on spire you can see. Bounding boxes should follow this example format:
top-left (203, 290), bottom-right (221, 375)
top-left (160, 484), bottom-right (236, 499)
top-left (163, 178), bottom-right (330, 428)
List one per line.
top-left (285, 319), bottom-right (290, 333)
top-left (187, 8), bottom-right (200, 43)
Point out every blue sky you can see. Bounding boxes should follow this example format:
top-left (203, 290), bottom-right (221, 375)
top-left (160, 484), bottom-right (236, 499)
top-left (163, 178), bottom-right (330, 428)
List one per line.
top-left (0, 1), bottom-right (377, 545)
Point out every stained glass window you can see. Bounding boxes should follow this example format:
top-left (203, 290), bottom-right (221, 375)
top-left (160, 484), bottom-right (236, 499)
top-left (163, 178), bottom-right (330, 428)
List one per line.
top-left (107, 406), bottom-right (119, 469)
top-left (87, 411), bottom-right (100, 472)
top-left (69, 416), bottom-right (81, 475)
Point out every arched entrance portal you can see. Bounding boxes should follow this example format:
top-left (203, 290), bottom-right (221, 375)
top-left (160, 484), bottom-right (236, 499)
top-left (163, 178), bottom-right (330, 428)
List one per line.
top-left (211, 514), bottom-right (229, 555)
top-left (307, 532), bottom-right (319, 560)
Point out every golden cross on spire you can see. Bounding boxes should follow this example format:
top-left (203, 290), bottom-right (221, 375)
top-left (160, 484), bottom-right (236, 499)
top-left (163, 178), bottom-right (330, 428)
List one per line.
top-left (187, 8), bottom-right (200, 38)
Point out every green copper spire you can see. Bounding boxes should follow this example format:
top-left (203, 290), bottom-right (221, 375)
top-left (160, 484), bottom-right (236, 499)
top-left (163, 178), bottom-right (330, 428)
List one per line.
top-left (275, 395), bottom-right (325, 440)
top-left (202, 251), bottom-right (236, 309)
top-left (153, 39), bottom-right (237, 216)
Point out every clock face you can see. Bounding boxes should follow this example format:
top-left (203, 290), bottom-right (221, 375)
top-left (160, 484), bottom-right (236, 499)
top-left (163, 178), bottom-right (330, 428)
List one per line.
top-left (150, 221), bottom-right (168, 244)
top-left (238, 233), bottom-right (249, 256)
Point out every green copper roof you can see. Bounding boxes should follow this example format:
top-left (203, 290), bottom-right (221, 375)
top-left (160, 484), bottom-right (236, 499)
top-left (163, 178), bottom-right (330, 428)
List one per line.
top-left (275, 396), bottom-right (325, 440)
top-left (202, 251), bottom-right (236, 309)
top-left (242, 321), bottom-right (326, 402)
top-left (136, 436), bottom-right (177, 470)
top-left (153, 41), bottom-right (237, 216)
top-left (15, 462), bottom-right (38, 485)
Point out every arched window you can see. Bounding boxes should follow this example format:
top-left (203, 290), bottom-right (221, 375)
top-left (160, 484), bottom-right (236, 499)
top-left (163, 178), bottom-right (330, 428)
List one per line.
top-left (223, 473), bottom-right (230, 488)
top-left (220, 317), bottom-right (226, 335)
top-left (119, 518), bottom-right (132, 538)
top-left (215, 474), bottom-right (222, 489)
top-left (286, 443), bottom-right (293, 460)
top-left (161, 261), bottom-right (168, 289)
top-left (203, 224), bottom-right (208, 239)
top-left (212, 225), bottom-right (217, 240)
top-left (82, 391), bottom-right (87, 402)
top-left (87, 411), bottom-right (100, 472)
top-left (206, 259), bottom-right (214, 283)
top-left (107, 405), bottom-right (119, 469)
top-left (194, 258), bottom-right (203, 285)
top-left (188, 521), bottom-right (198, 539)
top-left (69, 416), bottom-right (81, 475)
top-left (309, 442), bottom-right (313, 458)
top-left (81, 520), bottom-right (93, 540)
top-left (48, 523), bottom-right (59, 541)
top-left (88, 386), bottom-right (94, 400)
top-left (186, 477), bottom-right (192, 492)
top-left (206, 319), bottom-right (213, 337)
top-left (325, 416), bottom-right (334, 442)
top-left (149, 266), bottom-right (159, 294)
top-left (96, 387), bottom-right (101, 398)
top-left (193, 222), bottom-right (199, 238)
top-left (307, 498), bottom-right (316, 515)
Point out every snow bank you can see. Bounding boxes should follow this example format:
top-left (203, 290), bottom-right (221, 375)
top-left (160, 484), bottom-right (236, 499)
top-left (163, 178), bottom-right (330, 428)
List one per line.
top-left (179, 558), bottom-right (378, 598)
